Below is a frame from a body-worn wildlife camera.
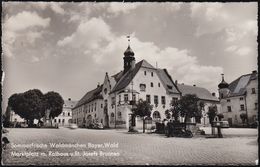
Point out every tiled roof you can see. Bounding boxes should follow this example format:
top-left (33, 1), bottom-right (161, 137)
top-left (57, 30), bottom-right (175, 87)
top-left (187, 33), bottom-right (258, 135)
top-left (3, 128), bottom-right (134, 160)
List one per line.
top-left (73, 85), bottom-right (103, 109)
top-left (111, 71), bottom-right (124, 82)
top-left (228, 71), bottom-right (257, 97)
top-left (63, 100), bottom-right (78, 109)
top-left (177, 84), bottom-right (219, 102)
top-left (111, 60), bottom-right (151, 93)
top-left (156, 68), bottom-right (181, 94)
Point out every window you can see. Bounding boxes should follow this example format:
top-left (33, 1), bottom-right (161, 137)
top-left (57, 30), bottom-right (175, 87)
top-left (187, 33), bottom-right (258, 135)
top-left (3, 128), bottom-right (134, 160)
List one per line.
top-left (144, 71), bottom-right (146, 75)
top-left (151, 72), bottom-right (153, 77)
top-left (63, 112), bottom-right (65, 116)
top-left (91, 104), bottom-right (93, 112)
top-left (132, 94), bottom-right (136, 101)
top-left (62, 119), bottom-right (65, 123)
top-left (154, 95), bottom-right (158, 105)
top-left (104, 88), bottom-right (107, 94)
top-left (89, 105), bottom-right (90, 112)
top-left (101, 119), bottom-right (103, 123)
top-left (101, 104), bottom-right (103, 108)
top-left (151, 82), bottom-right (153, 87)
top-left (255, 103), bottom-right (258, 110)
top-left (118, 112), bottom-right (122, 118)
top-left (124, 94), bottom-right (129, 102)
top-left (119, 95), bottom-right (121, 102)
top-left (94, 114), bottom-right (96, 118)
top-left (68, 112), bottom-right (70, 116)
top-left (252, 88), bottom-right (256, 94)
top-left (54, 119), bottom-right (56, 123)
top-left (95, 103), bottom-right (96, 111)
top-left (58, 119), bottom-right (61, 123)
top-left (158, 83), bottom-right (160, 87)
top-left (146, 95), bottom-right (151, 103)
top-left (111, 113), bottom-right (114, 117)
top-left (111, 97), bottom-right (116, 105)
top-left (172, 97), bottom-right (178, 103)
top-left (227, 106), bottom-right (232, 112)
top-left (140, 84), bottom-right (146, 91)
top-left (221, 93), bottom-right (224, 98)
top-left (161, 96), bottom-right (166, 105)
top-left (227, 99), bottom-right (230, 102)
top-left (239, 97), bottom-right (244, 101)
top-left (240, 105), bottom-right (245, 111)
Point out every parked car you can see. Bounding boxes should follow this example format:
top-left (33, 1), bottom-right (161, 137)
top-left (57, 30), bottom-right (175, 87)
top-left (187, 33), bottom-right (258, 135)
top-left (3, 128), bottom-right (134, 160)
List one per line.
top-left (220, 121), bottom-right (229, 128)
top-left (68, 123), bottom-right (78, 129)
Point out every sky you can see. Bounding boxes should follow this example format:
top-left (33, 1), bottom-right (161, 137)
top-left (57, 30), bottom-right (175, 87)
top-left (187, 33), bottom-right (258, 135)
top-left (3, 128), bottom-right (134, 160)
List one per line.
top-left (2, 2), bottom-right (258, 110)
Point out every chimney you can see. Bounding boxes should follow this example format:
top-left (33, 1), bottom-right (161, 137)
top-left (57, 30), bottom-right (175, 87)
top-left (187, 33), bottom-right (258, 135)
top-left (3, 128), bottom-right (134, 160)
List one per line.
top-left (68, 98), bottom-right (71, 101)
top-left (193, 84), bottom-right (196, 87)
top-left (252, 70), bottom-right (257, 74)
top-left (175, 80), bottom-right (178, 85)
top-left (212, 93), bottom-right (216, 97)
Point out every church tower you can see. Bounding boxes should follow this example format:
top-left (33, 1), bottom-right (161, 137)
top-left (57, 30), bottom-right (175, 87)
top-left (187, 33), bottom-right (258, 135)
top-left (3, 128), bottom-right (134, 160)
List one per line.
top-left (218, 73), bottom-right (230, 99)
top-left (123, 36), bottom-right (135, 74)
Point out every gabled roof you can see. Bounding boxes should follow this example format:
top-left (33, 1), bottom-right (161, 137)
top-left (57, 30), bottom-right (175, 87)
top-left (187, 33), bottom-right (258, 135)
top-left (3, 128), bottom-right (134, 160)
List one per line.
top-left (63, 99), bottom-right (78, 109)
top-left (110, 60), bottom-right (154, 93)
top-left (177, 84), bottom-right (219, 102)
top-left (156, 68), bottom-right (181, 94)
top-left (73, 85), bottom-right (103, 109)
top-left (228, 71), bottom-right (257, 97)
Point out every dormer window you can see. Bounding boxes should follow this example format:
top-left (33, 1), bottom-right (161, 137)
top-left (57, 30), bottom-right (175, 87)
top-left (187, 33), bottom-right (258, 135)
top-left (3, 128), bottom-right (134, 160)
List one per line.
top-left (167, 85), bottom-right (172, 89)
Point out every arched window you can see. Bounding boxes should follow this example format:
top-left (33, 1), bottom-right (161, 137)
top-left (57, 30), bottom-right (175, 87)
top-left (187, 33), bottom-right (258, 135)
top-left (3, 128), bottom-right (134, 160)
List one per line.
top-left (111, 113), bottom-right (114, 117)
top-left (152, 111), bottom-right (161, 121)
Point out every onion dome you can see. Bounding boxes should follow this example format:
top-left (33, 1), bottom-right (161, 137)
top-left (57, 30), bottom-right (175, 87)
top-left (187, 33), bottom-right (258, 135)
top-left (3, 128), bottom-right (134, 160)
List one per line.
top-left (124, 45), bottom-right (135, 57)
top-left (218, 74), bottom-right (229, 89)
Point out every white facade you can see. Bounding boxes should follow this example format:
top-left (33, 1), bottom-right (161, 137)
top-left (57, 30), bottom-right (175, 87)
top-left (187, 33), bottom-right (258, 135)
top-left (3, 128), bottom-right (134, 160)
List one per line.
top-left (53, 99), bottom-right (77, 127)
top-left (219, 71), bottom-right (258, 126)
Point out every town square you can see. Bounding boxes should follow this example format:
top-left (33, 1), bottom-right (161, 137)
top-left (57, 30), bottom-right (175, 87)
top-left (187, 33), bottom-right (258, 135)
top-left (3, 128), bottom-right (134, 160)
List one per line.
top-left (1, 2), bottom-right (258, 166)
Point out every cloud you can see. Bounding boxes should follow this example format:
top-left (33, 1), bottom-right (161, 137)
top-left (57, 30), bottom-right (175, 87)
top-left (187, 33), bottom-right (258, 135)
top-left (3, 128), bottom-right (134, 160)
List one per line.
top-left (235, 47), bottom-right (251, 56)
top-left (190, 2), bottom-right (257, 42)
top-left (3, 11), bottom-right (50, 58)
top-left (107, 2), bottom-right (141, 16)
top-left (225, 45), bottom-right (252, 56)
top-left (49, 2), bottom-right (65, 15)
top-left (5, 11), bottom-right (50, 32)
top-left (58, 17), bottom-right (113, 50)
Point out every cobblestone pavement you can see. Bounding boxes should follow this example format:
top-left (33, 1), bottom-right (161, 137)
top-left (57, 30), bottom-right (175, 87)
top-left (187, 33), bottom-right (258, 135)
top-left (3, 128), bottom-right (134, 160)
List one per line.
top-left (2, 128), bottom-right (258, 165)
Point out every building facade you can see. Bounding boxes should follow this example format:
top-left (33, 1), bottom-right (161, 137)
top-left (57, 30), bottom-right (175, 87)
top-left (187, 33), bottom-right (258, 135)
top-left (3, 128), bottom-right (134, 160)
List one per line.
top-left (53, 98), bottom-right (77, 127)
top-left (218, 71), bottom-right (258, 126)
top-left (72, 43), bottom-right (218, 129)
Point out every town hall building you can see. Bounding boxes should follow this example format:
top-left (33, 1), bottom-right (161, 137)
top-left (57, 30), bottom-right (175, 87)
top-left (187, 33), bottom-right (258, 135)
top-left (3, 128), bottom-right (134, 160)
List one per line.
top-left (72, 42), bottom-right (219, 129)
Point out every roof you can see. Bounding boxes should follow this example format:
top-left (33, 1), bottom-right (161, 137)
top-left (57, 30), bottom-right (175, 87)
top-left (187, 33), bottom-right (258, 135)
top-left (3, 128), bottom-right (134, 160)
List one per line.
top-left (111, 60), bottom-right (154, 93)
top-left (156, 68), bottom-right (181, 94)
top-left (228, 71), bottom-right (257, 97)
top-left (111, 71), bottom-right (124, 82)
top-left (63, 99), bottom-right (78, 109)
top-left (177, 84), bottom-right (219, 102)
top-left (73, 85), bottom-right (103, 109)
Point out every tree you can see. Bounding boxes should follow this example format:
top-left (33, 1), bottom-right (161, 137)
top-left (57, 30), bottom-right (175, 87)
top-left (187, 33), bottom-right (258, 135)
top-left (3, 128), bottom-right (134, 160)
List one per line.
top-left (132, 99), bottom-right (153, 133)
top-left (8, 89), bottom-right (45, 127)
top-left (240, 113), bottom-right (247, 126)
top-left (178, 94), bottom-right (203, 130)
top-left (217, 113), bottom-right (224, 121)
top-left (43, 91), bottom-right (64, 126)
top-left (165, 99), bottom-right (181, 121)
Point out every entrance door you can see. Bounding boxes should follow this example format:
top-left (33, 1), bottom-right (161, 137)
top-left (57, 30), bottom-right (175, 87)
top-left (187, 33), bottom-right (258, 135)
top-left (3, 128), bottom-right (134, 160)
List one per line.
top-left (228, 118), bottom-right (232, 127)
